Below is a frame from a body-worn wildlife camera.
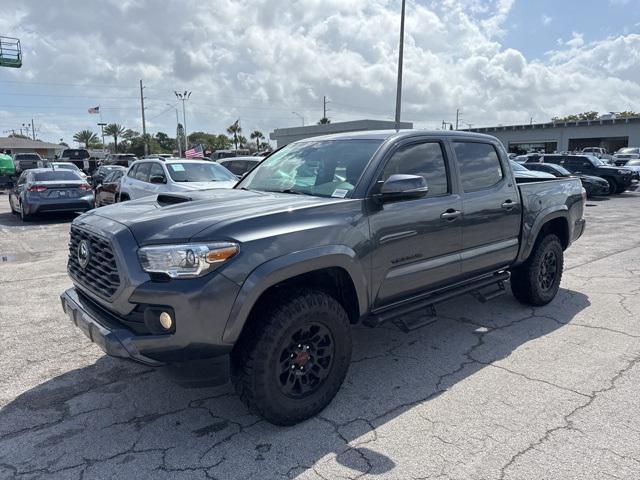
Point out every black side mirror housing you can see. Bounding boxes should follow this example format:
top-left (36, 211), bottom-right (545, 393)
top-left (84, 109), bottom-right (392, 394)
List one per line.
top-left (378, 174), bottom-right (428, 202)
top-left (149, 175), bottom-right (166, 184)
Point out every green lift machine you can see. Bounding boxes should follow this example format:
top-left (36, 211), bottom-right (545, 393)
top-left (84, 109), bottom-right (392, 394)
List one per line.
top-left (0, 36), bottom-right (22, 68)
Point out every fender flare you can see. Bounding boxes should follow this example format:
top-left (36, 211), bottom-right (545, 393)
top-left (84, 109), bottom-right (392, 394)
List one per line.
top-left (517, 206), bottom-right (569, 264)
top-left (222, 245), bottom-right (368, 343)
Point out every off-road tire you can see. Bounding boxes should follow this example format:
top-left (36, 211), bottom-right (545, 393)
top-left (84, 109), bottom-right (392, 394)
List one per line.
top-left (230, 289), bottom-right (352, 426)
top-left (510, 234), bottom-right (564, 306)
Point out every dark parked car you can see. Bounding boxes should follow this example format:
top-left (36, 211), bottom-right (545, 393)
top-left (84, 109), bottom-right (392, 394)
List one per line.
top-left (12, 153), bottom-right (44, 173)
top-left (57, 149), bottom-right (97, 174)
top-left (542, 154), bottom-right (635, 194)
top-left (91, 165), bottom-right (127, 188)
top-left (525, 163), bottom-right (610, 197)
top-left (94, 169), bottom-right (126, 207)
top-left (8, 168), bottom-right (94, 221)
top-left (61, 130), bottom-right (585, 425)
top-left (218, 156), bottom-right (263, 177)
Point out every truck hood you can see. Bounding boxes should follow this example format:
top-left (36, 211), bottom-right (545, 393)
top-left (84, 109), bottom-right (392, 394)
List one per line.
top-left (89, 188), bottom-right (341, 244)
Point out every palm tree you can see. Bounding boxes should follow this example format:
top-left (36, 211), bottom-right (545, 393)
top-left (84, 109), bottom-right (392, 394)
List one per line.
top-left (318, 117), bottom-right (331, 124)
top-left (73, 130), bottom-right (98, 148)
top-left (250, 130), bottom-right (265, 150)
top-left (227, 121), bottom-right (242, 150)
top-left (104, 123), bottom-right (126, 152)
top-left (237, 135), bottom-right (248, 148)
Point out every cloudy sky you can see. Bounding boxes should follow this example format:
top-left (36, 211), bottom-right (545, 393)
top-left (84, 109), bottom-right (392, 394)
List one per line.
top-left (1, 0), bottom-right (640, 146)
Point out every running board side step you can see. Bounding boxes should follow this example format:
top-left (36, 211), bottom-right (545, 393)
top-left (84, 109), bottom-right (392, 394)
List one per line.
top-left (364, 271), bottom-right (511, 331)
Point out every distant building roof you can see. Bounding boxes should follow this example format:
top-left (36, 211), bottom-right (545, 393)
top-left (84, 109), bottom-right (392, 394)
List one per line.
top-left (0, 137), bottom-right (63, 150)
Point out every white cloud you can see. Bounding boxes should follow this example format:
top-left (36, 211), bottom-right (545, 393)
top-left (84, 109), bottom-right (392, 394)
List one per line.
top-left (0, 0), bottom-right (639, 143)
top-left (542, 14), bottom-right (552, 26)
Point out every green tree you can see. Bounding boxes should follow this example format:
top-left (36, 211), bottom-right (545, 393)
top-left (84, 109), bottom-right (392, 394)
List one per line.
top-left (72, 130), bottom-right (99, 148)
top-left (237, 135), bottom-right (247, 148)
top-left (104, 123), bottom-right (126, 152)
top-left (617, 111), bottom-right (638, 118)
top-left (552, 111), bottom-right (600, 122)
top-left (154, 132), bottom-right (175, 153)
top-left (227, 121), bottom-right (242, 150)
top-left (317, 117), bottom-right (331, 124)
top-left (250, 130), bottom-right (265, 150)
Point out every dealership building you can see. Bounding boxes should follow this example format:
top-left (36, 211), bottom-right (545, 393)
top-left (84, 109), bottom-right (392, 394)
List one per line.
top-left (469, 116), bottom-right (640, 154)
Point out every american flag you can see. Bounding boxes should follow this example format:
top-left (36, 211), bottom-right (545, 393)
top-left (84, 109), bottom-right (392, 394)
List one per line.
top-left (87, 106), bottom-right (100, 114)
top-left (185, 144), bottom-right (204, 158)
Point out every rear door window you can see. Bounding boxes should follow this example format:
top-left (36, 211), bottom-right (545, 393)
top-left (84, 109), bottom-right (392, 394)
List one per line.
top-left (34, 171), bottom-right (81, 181)
top-left (127, 164), bottom-right (138, 178)
top-left (453, 142), bottom-right (504, 192)
top-left (149, 163), bottom-right (166, 181)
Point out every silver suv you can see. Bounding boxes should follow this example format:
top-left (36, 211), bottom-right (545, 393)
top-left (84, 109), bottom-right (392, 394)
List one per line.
top-left (118, 158), bottom-right (237, 201)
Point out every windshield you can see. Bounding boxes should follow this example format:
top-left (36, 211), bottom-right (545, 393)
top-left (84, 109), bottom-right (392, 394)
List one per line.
top-left (549, 164), bottom-right (571, 176)
top-left (626, 160), bottom-right (640, 166)
top-left (236, 139), bottom-right (383, 198)
top-left (34, 171), bottom-right (82, 181)
top-left (510, 161), bottom-right (528, 172)
top-left (584, 155), bottom-right (605, 166)
top-left (618, 148), bottom-right (639, 155)
top-left (166, 162), bottom-right (237, 182)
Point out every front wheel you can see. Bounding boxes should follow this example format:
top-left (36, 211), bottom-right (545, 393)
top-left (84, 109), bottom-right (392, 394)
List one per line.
top-left (510, 234), bottom-right (564, 306)
top-left (230, 289), bottom-right (352, 426)
top-left (603, 177), bottom-right (618, 195)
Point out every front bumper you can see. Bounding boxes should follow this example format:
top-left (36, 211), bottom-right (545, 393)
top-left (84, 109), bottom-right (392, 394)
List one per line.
top-left (573, 218), bottom-right (586, 243)
top-left (61, 287), bottom-right (163, 366)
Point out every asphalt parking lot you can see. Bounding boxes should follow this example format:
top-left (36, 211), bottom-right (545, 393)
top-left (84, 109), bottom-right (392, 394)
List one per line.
top-left (1, 191), bottom-right (640, 480)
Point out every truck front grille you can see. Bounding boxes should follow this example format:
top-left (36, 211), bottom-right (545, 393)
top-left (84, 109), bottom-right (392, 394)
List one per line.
top-left (68, 226), bottom-right (121, 298)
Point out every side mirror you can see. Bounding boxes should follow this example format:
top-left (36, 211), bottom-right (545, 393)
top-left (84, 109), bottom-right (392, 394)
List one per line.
top-left (378, 174), bottom-right (428, 202)
top-left (150, 175), bottom-right (166, 184)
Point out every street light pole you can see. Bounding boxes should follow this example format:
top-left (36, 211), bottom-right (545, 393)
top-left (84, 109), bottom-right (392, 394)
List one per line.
top-left (292, 111), bottom-right (305, 126)
top-left (97, 122), bottom-right (107, 149)
top-left (175, 91), bottom-right (191, 152)
top-left (394, 0), bottom-right (406, 130)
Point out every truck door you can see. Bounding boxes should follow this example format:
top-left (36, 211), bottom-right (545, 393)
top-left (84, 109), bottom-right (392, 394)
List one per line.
top-left (369, 139), bottom-right (463, 306)
top-left (451, 140), bottom-right (521, 276)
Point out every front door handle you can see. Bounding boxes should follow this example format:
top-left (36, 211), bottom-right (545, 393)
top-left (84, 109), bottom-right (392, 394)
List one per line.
top-left (501, 200), bottom-right (515, 211)
top-left (440, 209), bottom-right (461, 221)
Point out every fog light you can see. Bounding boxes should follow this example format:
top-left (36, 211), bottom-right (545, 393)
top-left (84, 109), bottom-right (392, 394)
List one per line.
top-left (159, 312), bottom-right (173, 330)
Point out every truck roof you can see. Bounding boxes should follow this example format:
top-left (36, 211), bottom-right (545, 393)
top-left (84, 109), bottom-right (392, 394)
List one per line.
top-left (297, 129), bottom-right (499, 143)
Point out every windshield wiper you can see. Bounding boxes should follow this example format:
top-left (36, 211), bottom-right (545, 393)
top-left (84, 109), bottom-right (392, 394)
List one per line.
top-left (263, 188), bottom-right (315, 196)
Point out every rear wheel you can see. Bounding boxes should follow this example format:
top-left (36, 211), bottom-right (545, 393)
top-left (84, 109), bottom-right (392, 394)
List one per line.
top-left (230, 289), bottom-right (352, 426)
top-left (510, 234), bottom-right (564, 306)
top-left (19, 201), bottom-right (31, 222)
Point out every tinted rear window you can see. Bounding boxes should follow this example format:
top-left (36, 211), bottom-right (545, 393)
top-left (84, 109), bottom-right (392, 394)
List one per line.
top-left (34, 171), bottom-right (82, 181)
top-left (61, 150), bottom-right (90, 159)
top-left (16, 154), bottom-right (40, 160)
top-left (453, 142), bottom-right (504, 192)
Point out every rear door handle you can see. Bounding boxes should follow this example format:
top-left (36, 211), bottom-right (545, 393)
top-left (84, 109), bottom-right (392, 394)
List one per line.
top-left (502, 200), bottom-right (515, 210)
top-left (440, 209), bottom-right (461, 221)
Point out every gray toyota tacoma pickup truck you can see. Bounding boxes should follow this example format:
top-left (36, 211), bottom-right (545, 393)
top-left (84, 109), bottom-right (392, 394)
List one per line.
top-left (61, 130), bottom-right (586, 425)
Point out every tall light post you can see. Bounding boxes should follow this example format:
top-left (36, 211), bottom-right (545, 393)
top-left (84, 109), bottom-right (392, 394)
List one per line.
top-left (166, 103), bottom-right (182, 157)
top-left (97, 122), bottom-right (107, 149)
top-left (292, 111), bottom-right (305, 126)
top-left (394, 0), bottom-right (406, 130)
top-left (175, 91), bottom-right (191, 150)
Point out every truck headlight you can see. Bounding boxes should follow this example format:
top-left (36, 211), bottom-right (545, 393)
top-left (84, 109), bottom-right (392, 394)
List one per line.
top-left (138, 242), bottom-right (239, 279)
top-left (618, 170), bottom-right (630, 175)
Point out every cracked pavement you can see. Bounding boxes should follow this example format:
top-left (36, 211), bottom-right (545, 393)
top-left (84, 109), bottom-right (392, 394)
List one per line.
top-left (1, 192), bottom-right (640, 479)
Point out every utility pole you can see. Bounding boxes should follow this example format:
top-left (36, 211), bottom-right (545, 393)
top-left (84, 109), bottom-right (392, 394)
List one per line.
top-left (394, 0), bottom-right (406, 130)
top-left (323, 95), bottom-right (330, 120)
top-left (140, 80), bottom-right (148, 156)
top-left (31, 118), bottom-right (35, 140)
top-left (455, 109), bottom-right (459, 130)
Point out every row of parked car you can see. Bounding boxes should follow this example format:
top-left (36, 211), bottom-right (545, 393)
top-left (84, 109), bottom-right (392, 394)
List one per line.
top-left (5, 154), bottom-right (264, 221)
top-left (511, 151), bottom-right (639, 196)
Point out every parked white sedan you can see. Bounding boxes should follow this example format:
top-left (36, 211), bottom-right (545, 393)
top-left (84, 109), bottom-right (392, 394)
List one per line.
top-left (118, 158), bottom-right (237, 201)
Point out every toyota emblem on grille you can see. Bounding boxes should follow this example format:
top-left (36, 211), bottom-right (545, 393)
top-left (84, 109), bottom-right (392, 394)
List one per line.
top-left (77, 240), bottom-right (90, 269)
